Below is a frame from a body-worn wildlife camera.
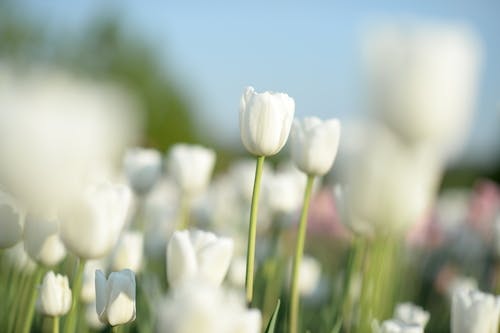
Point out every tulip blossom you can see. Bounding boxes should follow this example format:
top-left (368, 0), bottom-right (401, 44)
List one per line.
top-left (60, 182), bottom-right (132, 260)
top-left (239, 86), bottom-right (295, 156)
top-left (167, 144), bottom-right (216, 195)
top-left (451, 289), bottom-right (500, 333)
top-left (372, 320), bottom-right (424, 333)
top-left (37, 271), bottom-right (72, 317)
top-left (394, 303), bottom-right (430, 328)
top-left (290, 117), bottom-right (341, 176)
top-left (23, 214), bottom-right (66, 267)
top-left (95, 269), bottom-right (136, 326)
top-left (123, 147), bottom-right (162, 195)
top-left (167, 229), bottom-right (233, 287)
top-left (81, 260), bottom-right (106, 303)
top-left (0, 190), bottom-right (24, 249)
top-left (111, 231), bottom-right (144, 273)
top-left (287, 255), bottom-right (322, 296)
top-left (157, 281), bottom-right (261, 333)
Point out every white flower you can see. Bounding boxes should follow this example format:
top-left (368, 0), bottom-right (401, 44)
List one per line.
top-left (266, 170), bottom-right (304, 214)
top-left (4, 242), bottom-right (36, 273)
top-left (229, 159), bottom-right (272, 203)
top-left (228, 256), bottom-right (247, 288)
top-left (111, 231), bottom-right (144, 273)
top-left (37, 271), bottom-right (72, 317)
top-left (23, 214), bottom-right (66, 267)
top-left (290, 117), bottom-right (341, 176)
top-left (123, 148), bottom-right (162, 195)
top-left (95, 269), bottom-right (136, 326)
top-left (451, 289), bottom-right (500, 333)
top-left (167, 229), bottom-right (233, 288)
top-left (239, 86), bottom-right (295, 156)
top-left (287, 255), bottom-right (322, 296)
top-left (60, 182), bottom-right (132, 259)
top-left (86, 302), bottom-right (105, 330)
top-left (0, 190), bottom-right (24, 249)
top-left (394, 303), bottom-right (430, 328)
top-left (167, 144), bottom-right (216, 195)
top-left (364, 23), bottom-right (482, 154)
top-left (81, 260), bottom-right (106, 304)
top-left (157, 281), bottom-right (261, 333)
top-left (373, 319), bottom-right (423, 333)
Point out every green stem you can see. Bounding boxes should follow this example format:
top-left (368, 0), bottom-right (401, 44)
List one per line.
top-left (112, 325), bottom-right (120, 333)
top-left (64, 258), bottom-right (86, 333)
top-left (53, 316), bottom-right (60, 333)
top-left (245, 155), bottom-right (265, 305)
top-left (289, 175), bottom-right (315, 333)
top-left (21, 267), bottom-right (44, 333)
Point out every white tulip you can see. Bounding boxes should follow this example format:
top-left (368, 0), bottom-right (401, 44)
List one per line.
top-left (239, 86), bottom-right (295, 156)
top-left (123, 148), bottom-right (162, 195)
top-left (394, 303), bottom-right (430, 328)
top-left (37, 271), bottom-right (72, 317)
top-left (23, 215), bottom-right (66, 267)
top-left (228, 256), bottom-right (247, 288)
top-left (266, 170), bottom-right (304, 214)
top-left (167, 144), bottom-right (216, 195)
top-left (373, 320), bottom-right (423, 333)
top-left (451, 289), bottom-right (500, 333)
top-left (0, 189), bottom-right (24, 249)
top-left (4, 242), bottom-right (36, 273)
top-left (364, 23), bottom-right (481, 154)
top-left (95, 269), bottom-right (136, 326)
top-left (229, 159), bottom-right (272, 202)
top-left (290, 117), bottom-right (341, 176)
top-left (167, 229), bottom-right (233, 287)
top-left (60, 182), bottom-right (132, 260)
top-left (157, 281), bottom-right (261, 333)
top-left (287, 255), bottom-right (322, 296)
top-left (81, 260), bottom-right (106, 304)
top-left (111, 231), bottom-right (144, 273)
top-left (86, 302), bottom-right (105, 329)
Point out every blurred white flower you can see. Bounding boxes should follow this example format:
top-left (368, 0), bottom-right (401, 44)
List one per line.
top-left (229, 159), bottom-right (272, 203)
top-left (0, 66), bottom-right (141, 215)
top-left (86, 302), bottom-right (105, 330)
top-left (4, 242), bottom-right (36, 273)
top-left (394, 303), bottom-right (430, 328)
top-left (452, 289), bottom-right (500, 333)
top-left (239, 86), bottom-right (295, 156)
top-left (0, 189), bottom-right (25, 249)
top-left (123, 148), bottom-right (162, 196)
top-left (95, 269), bottom-right (136, 326)
top-left (290, 117), bottom-right (341, 176)
top-left (23, 214), bottom-right (66, 267)
top-left (228, 256), bottom-right (247, 288)
top-left (111, 231), bottom-right (144, 273)
top-left (266, 170), bottom-right (304, 215)
top-left (364, 22), bottom-right (482, 155)
top-left (288, 255), bottom-right (322, 296)
top-left (167, 144), bottom-right (216, 195)
top-left (157, 281), bottom-right (261, 333)
top-left (37, 271), bottom-right (72, 317)
top-left (167, 229), bottom-right (233, 288)
top-left (81, 260), bottom-right (106, 304)
top-left (447, 276), bottom-right (478, 300)
top-left (60, 182), bottom-right (132, 259)
top-left (372, 319), bottom-right (423, 333)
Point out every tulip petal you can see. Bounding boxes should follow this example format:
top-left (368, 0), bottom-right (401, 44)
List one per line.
top-left (198, 238), bottom-right (234, 285)
top-left (167, 231), bottom-right (198, 287)
top-left (95, 269), bottom-right (108, 322)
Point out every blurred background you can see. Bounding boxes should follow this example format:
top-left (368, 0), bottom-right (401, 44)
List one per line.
top-left (1, 0), bottom-right (498, 183)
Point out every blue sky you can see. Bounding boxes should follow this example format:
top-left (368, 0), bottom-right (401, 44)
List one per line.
top-left (20, 0), bottom-right (500, 165)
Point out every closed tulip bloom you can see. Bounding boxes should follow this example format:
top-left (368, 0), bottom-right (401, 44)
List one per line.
top-left (24, 214), bottom-right (66, 267)
top-left (394, 303), bottom-right (430, 328)
top-left (451, 289), bottom-right (500, 333)
top-left (60, 182), bottom-right (132, 259)
top-left (123, 148), bottom-right (162, 195)
top-left (373, 320), bottom-right (423, 333)
top-left (95, 269), bottom-right (136, 326)
top-left (167, 144), bottom-right (216, 195)
top-left (167, 229), bottom-right (233, 288)
top-left (111, 231), bottom-right (144, 273)
top-left (290, 117), bottom-right (341, 176)
top-left (0, 190), bottom-right (24, 249)
top-left (239, 86), bottom-right (295, 156)
top-left (37, 271), bottom-right (72, 317)
top-left (81, 260), bottom-right (106, 303)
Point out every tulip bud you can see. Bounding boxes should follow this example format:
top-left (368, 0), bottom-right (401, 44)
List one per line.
top-left (60, 182), bottom-right (132, 259)
top-left (157, 281), bottom-right (261, 333)
top-left (167, 229), bottom-right (233, 288)
top-left (0, 190), bottom-right (24, 249)
top-left (95, 269), bottom-right (136, 326)
top-left (287, 255), bottom-right (322, 296)
top-left (394, 303), bottom-right (430, 328)
top-left (167, 144), bottom-right (216, 195)
top-left (123, 148), bottom-right (162, 195)
top-left (239, 86), bottom-right (295, 156)
top-left (373, 320), bottom-right (423, 333)
top-left (111, 231), bottom-right (144, 273)
top-left (24, 214), bottom-right (66, 267)
top-left (451, 289), bottom-right (500, 333)
top-left (290, 117), bottom-right (341, 176)
top-left (37, 271), bottom-right (72, 317)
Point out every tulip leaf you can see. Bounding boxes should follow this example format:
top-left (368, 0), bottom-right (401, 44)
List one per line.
top-left (264, 299), bottom-right (280, 333)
